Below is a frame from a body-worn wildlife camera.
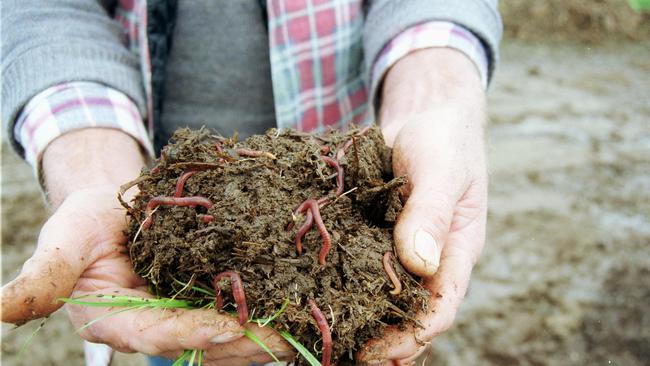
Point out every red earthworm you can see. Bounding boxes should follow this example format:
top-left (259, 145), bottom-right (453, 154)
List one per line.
top-left (308, 299), bottom-right (332, 366)
top-left (294, 209), bottom-right (313, 255)
top-left (168, 162), bottom-right (223, 170)
top-left (174, 170), bottom-right (197, 197)
top-left (215, 141), bottom-right (223, 153)
top-left (235, 148), bottom-right (276, 160)
top-left (382, 251), bottom-right (402, 296)
top-left (288, 199), bottom-right (332, 265)
top-left (318, 144), bottom-right (330, 154)
top-left (142, 196), bottom-right (213, 230)
top-left (296, 199), bottom-right (333, 266)
top-left (336, 125), bottom-right (371, 160)
top-left (213, 271), bottom-right (248, 325)
top-left (199, 214), bottom-right (215, 223)
top-left (337, 141), bottom-right (352, 161)
top-left (312, 204), bottom-right (332, 266)
top-left (321, 156), bottom-right (344, 196)
top-left (286, 197), bottom-right (329, 231)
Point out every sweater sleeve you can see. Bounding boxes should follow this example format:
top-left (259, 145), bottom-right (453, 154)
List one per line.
top-left (363, 0), bottom-right (503, 92)
top-left (1, 0), bottom-right (146, 157)
top-left (14, 82), bottom-right (154, 174)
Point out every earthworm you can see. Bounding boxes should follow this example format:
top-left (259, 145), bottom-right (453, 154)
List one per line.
top-left (312, 204), bottom-right (333, 266)
top-left (336, 125), bottom-right (371, 161)
top-left (174, 170), bottom-right (197, 197)
top-left (382, 251), bottom-right (402, 296)
top-left (295, 209), bottom-right (313, 255)
top-left (199, 214), bottom-right (215, 223)
top-left (213, 271), bottom-right (249, 325)
top-left (235, 148), bottom-right (276, 160)
top-left (321, 155), bottom-right (344, 196)
top-left (286, 197), bottom-right (329, 231)
top-left (308, 299), bottom-right (332, 366)
top-left (142, 196), bottom-right (213, 230)
top-left (168, 162), bottom-right (224, 170)
top-left (318, 144), bottom-right (331, 154)
top-left (289, 199), bottom-right (332, 265)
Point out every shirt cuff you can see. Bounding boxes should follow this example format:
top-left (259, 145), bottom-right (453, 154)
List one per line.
top-left (370, 21), bottom-right (489, 107)
top-left (14, 81), bottom-right (154, 176)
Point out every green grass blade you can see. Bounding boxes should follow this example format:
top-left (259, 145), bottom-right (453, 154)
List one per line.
top-left (197, 350), bottom-right (203, 366)
top-left (172, 278), bottom-right (215, 296)
top-left (187, 349), bottom-right (197, 365)
top-left (59, 295), bottom-right (192, 309)
top-left (279, 330), bottom-right (321, 366)
top-left (77, 306), bottom-right (143, 332)
top-left (172, 350), bottom-right (192, 366)
top-left (244, 329), bottom-right (280, 363)
top-left (255, 299), bottom-right (290, 327)
top-left (17, 317), bottom-right (48, 358)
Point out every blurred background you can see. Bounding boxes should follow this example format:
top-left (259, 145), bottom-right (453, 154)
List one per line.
top-left (2, 0), bottom-right (649, 365)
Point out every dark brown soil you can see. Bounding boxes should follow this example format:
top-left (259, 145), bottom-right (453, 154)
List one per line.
top-left (122, 126), bottom-right (428, 365)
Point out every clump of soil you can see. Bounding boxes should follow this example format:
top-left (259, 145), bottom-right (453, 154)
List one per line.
top-left (122, 126), bottom-right (429, 365)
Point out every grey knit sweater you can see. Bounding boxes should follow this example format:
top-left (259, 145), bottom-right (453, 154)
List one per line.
top-left (2, 0), bottom-right (502, 150)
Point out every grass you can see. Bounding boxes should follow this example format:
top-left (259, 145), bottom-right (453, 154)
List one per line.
top-left (17, 317), bottom-right (48, 358)
top-left (59, 286), bottom-right (322, 366)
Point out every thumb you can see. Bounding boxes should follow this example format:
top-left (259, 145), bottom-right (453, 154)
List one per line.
top-left (2, 246), bottom-right (80, 324)
top-left (394, 185), bottom-right (455, 277)
top-left (2, 190), bottom-right (121, 325)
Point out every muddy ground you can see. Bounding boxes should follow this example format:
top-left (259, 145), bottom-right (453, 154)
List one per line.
top-left (2, 25), bottom-right (650, 366)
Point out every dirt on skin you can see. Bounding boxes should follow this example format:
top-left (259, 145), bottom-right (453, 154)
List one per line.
top-left (122, 126), bottom-right (428, 365)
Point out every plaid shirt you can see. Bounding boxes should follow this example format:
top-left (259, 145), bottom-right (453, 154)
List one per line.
top-left (15, 0), bottom-right (487, 171)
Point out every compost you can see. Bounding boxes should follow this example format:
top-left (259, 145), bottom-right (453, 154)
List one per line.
top-left (122, 126), bottom-right (428, 365)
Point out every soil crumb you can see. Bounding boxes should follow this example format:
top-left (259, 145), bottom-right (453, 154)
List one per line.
top-left (123, 125), bottom-right (428, 365)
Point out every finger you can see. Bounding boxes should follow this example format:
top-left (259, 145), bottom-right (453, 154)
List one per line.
top-left (204, 352), bottom-right (292, 366)
top-left (2, 193), bottom-right (124, 324)
top-left (393, 184), bottom-right (455, 277)
top-left (164, 348), bottom-right (293, 366)
top-left (357, 244), bottom-right (476, 363)
top-left (67, 288), bottom-right (245, 355)
top-left (203, 323), bottom-right (292, 359)
top-left (1, 246), bottom-right (78, 324)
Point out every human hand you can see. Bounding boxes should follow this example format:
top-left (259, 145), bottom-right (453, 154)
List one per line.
top-left (1, 129), bottom-right (292, 365)
top-left (357, 48), bottom-right (488, 364)
top-left (1, 186), bottom-right (292, 365)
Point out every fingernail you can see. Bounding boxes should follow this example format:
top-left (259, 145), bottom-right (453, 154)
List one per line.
top-left (414, 229), bottom-right (440, 271)
top-left (210, 330), bottom-right (242, 344)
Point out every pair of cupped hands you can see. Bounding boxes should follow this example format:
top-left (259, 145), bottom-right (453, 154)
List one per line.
top-left (2, 49), bottom-right (487, 365)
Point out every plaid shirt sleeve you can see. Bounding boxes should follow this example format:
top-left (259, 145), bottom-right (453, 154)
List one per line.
top-left (14, 81), bottom-right (154, 175)
top-left (370, 21), bottom-right (489, 106)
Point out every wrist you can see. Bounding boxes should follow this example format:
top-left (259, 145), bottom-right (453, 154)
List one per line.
top-left (378, 48), bottom-right (485, 145)
top-left (42, 128), bottom-right (146, 208)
